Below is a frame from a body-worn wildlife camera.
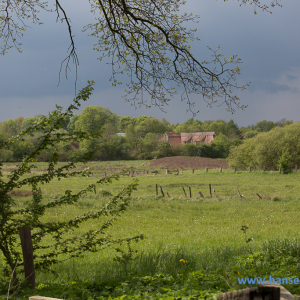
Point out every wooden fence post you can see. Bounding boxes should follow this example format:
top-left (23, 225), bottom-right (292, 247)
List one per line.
top-left (206, 168), bottom-right (208, 173)
top-left (18, 226), bottom-right (35, 289)
top-left (209, 184), bottom-right (212, 198)
top-left (156, 184), bottom-right (158, 196)
top-left (219, 167), bottom-right (222, 173)
top-left (192, 169), bottom-right (194, 174)
top-left (263, 166), bottom-right (266, 172)
top-left (212, 187), bottom-right (218, 198)
top-left (249, 167), bottom-right (251, 172)
top-left (198, 191), bottom-right (204, 198)
top-left (189, 187), bottom-right (192, 198)
top-left (160, 186), bottom-right (165, 197)
top-left (236, 187), bottom-right (242, 198)
top-left (233, 167), bottom-right (236, 173)
top-left (182, 187), bottom-right (187, 197)
top-left (180, 169), bottom-right (183, 175)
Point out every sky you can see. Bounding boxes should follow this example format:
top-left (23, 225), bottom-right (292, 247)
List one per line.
top-left (1, 0), bottom-right (299, 127)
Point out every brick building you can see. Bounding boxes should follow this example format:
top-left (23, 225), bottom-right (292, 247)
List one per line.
top-left (159, 132), bottom-right (216, 146)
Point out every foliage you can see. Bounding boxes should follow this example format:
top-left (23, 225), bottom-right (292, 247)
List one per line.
top-left (195, 133), bottom-right (241, 159)
top-left (244, 130), bottom-right (259, 139)
top-left (0, 82), bottom-right (143, 284)
top-left (255, 120), bottom-right (278, 132)
top-left (1, 271), bottom-right (225, 299)
top-left (0, 150), bottom-right (14, 162)
top-left (229, 123), bottom-right (300, 169)
top-left (181, 143), bottom-right (198, 157)
top-left (135, 117), bottom-right (168, 139)
top-left (153, 141), bottom-right (174, 159)
top-left (73, 106), bottom-right (119, 134)
top-left (131, 133), bottom-right (159, 160)
top-left (3, 109), bottom-right (299, 163)
top-left (113, 242), bottom-right (139, 276)
top-left (174, 118), bottom-right (203, 133)
top-left (278, 150), bottom-right (292, 174)
top-left (118, 117), bottom-right (137, 133)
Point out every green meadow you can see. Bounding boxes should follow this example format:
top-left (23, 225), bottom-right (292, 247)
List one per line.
top-left (1, 161), bottom-right (300, 299)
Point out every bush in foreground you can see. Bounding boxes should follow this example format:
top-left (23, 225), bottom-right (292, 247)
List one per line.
top-left (0, 82), bottom-right (142, 294)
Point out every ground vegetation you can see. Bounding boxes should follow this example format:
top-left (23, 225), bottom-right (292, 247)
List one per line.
top-left (0, 161), bottom-right (299, 299)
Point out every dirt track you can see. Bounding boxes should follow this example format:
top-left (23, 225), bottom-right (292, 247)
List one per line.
top-left (143, 156), bottom-right (229, 169)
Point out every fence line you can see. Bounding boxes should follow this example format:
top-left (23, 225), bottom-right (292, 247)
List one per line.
top-left (94, 165), bottom-right (298, 178)
top-left (153, 183), bottom-right (263, 200)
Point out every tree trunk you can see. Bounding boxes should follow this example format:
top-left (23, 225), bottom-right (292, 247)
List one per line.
top-left (18, 226), bottom-right (35, 289)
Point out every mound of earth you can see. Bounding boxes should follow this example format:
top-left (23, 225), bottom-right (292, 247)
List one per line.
top-left (143, 156), bottom-right (229, 169)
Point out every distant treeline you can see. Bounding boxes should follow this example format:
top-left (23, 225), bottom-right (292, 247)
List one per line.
top-left (0, 105), bottom-right (294, 163)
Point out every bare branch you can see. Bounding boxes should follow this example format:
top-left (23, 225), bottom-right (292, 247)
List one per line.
top-left (55, 0), bottom-right (79, 92)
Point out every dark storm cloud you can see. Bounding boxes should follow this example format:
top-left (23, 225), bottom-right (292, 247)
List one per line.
top-left (1, 0), bottom-right (300, 128)
top-left (248, 80), bottom-right (299, 94)
top-left (286, 74), bottom-right (298, 81)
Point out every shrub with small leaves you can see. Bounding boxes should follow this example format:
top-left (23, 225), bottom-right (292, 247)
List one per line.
top-left (278, 150), bottom-right (292, 174)
top-left (0, 81), bottom-right (143, 290)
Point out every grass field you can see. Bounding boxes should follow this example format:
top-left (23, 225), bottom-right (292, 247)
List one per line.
top-left (1, 160), bottom-right (300, 299)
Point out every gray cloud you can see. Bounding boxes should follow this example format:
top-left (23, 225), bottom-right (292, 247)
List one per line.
top-left (248, 79), bottom-right (299, 94)
top-left (286, 74), bottom-right (298, 81)
top-left (1, 0), bottom-right (300, 129)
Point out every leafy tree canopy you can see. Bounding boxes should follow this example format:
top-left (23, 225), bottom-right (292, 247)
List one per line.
top-left (119, 116), bottom-right (137, 132)
top-left (74, 106), bottom-right (119, 133)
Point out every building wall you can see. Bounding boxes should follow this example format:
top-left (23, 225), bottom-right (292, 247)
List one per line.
top-left (159, 132), bottom-right (215, 146)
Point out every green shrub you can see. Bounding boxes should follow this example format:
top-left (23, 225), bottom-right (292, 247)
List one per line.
top-left (229, 123), bottom-right (300, 169)
top-left (278, 150), bottom-right (292, 174)
top-left (153, 141), bottom-right (174, 158)
top-left (99, 190), bottom-right (113, 197)
top-left (0, 149), bottom-right (14, 162)
top-left (181, 143), bottom-right (198, 156)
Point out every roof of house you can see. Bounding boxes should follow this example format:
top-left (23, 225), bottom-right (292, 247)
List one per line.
top-left (160, 132), bottom-right (216, 145)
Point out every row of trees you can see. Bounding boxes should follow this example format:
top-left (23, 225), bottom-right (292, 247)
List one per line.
top-left (0, 105), bottom-right (294, 162)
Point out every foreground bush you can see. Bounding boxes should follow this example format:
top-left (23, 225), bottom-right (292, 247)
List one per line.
top-left (0, 82), bottom-right (142, 293)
